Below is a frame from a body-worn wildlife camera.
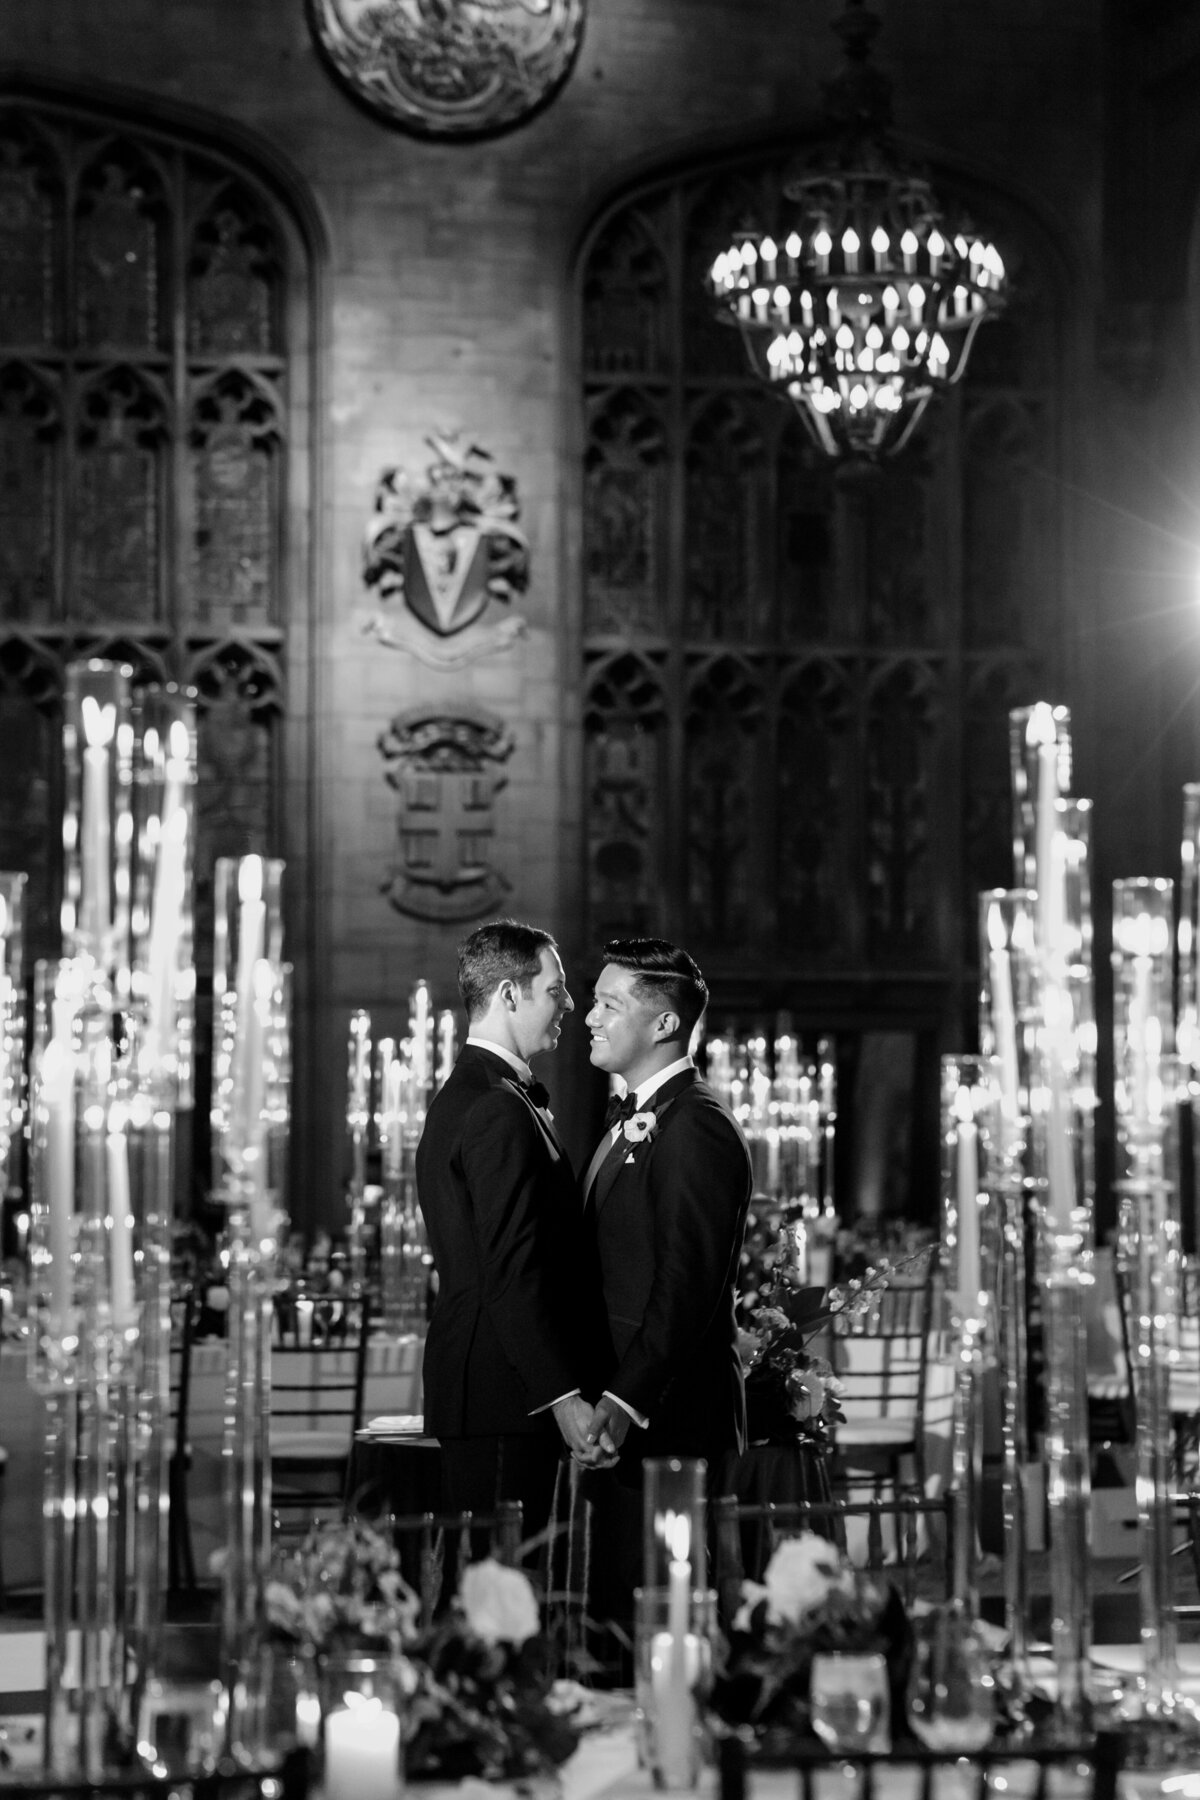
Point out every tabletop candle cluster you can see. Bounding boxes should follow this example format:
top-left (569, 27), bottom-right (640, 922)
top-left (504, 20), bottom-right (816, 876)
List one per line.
top-left (23, 662), bottom-right (200, 1775)
top-left (341, 986), bottom-right (452, 1329)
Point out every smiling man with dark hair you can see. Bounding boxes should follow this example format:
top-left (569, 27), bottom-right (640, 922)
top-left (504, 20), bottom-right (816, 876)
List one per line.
top-left (578, 936), bottom-right (752, 1637)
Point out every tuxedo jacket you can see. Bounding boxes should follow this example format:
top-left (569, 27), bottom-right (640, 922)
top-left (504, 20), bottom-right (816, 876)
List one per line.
top-left (583, 1068), bottom-right (752, 1461)
top-left (417, 1044), bottom-right (600, 1437)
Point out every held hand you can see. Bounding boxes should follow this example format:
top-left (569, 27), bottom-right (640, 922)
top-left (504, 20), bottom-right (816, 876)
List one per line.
top-left (585, 1394), bottom-right (632, 1458)
top-left (551, 1393), bottom-right (609, 1463)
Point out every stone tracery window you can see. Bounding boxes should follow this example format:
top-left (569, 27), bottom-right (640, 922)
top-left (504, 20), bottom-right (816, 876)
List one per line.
top-left (0, 93), bottom-right (304, 973)
top-left (580, 148), bottom-right (1060, 1038)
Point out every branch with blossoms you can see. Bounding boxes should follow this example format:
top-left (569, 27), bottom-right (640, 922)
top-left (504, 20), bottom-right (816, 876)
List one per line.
top-left (737, 1224), bottom-right (935, 1445)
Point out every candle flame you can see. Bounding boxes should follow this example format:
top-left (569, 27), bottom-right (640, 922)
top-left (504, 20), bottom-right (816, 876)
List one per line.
top-left (663, 1509), bottom-right (691, 1564)
top-left (1026, 700), bottom-right (1057, 749)
top-left (168, 718), bottom-right (191, 761)
top-left (239, 854), bottom-right (264, 905)
top-left (81, 694), bottom-right (116, 749)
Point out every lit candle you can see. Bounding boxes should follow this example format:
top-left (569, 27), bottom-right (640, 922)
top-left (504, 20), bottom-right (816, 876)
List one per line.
top-left (43, 1008), bottom-right (76, 1333)
top-left (382, 1050), bottom-right (402, 1178)
top-left (80, 693), bottom-right (115, 953)
top-left (985, 901), bottom-right (1021, 1133)
top-left (437, 1009), bottom-right (456, 1088)
top-left (348, 1010), bottom-right (371, 1131)
top-left (409, 980), bottom-right (431, 1092)
top-left (954, 1087), bottom-right (980, 1318)
top-left (106, 1103), bottom-right (136, 1331)
top-left (653, 1512), bottom-right (696, 1783)
top-left (143, 719), bottom-right (191, 1071)
top-left (1030, 703), bottom-right (1061, 954)
top-left (323, 1696), bottom-right (402, 1800)
top-left (1129, 922), bottom-right (1152, 1129)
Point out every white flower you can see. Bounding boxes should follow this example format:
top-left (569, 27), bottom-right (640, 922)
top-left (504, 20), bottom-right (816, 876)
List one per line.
top-left (459, 1558), bottom-right (541, 1646)
top-left (761, 1532), bottom-right (847, 1625)
top-left (733, 1579), bottom-right (770, 1630)
top-left (623, 1111), bottom-right (656, 1143)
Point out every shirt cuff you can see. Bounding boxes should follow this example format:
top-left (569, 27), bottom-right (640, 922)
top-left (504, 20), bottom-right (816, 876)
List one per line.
top-left (529, 1388), bottom-right (581, 1416)
top-left (604, 1389), bottom-right (648, 1429)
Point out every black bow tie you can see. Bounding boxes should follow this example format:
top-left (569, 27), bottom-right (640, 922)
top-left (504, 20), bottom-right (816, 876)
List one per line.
top-left (526, 1079), bottom-right (551, 1111)
top-left (603, 1091), bottom-right (641, 1129)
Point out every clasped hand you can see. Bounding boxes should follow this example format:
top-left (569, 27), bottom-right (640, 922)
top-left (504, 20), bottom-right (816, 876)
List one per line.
top-left (551, 1393), bottom-right (629, 1469)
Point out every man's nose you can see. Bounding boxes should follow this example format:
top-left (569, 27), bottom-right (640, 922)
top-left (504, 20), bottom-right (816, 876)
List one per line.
top-left (561, 989), bottom-right (575, 1014)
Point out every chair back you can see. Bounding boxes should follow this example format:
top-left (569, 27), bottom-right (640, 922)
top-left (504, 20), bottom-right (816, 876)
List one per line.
top-left (829, 1259), bottom-right (937, 1496)
top-left (712, 1491), bottom-right (954, 1623)
top-left (388, 1500), bottom-right (524, 1628)
top-left (270, 1292), bottom-right (372, 1529)
top-left (715, 1727), bottom-right (1123, 1800)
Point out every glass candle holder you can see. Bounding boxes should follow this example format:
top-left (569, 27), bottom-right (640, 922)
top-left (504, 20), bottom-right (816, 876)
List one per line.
top-left (643, 1456), bottom-right (707, 1592)
top-left (319, 1655), bottom-right (403, 1800)
top-left (634, 1586), bottom-right (715, 1789)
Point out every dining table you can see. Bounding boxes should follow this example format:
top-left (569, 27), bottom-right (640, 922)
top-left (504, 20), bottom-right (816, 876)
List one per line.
top-left (2, 1627), bottom-right (1199, 1800)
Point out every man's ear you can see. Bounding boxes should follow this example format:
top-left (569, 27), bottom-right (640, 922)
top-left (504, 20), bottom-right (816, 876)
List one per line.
top-left (653, 1009), bottom-right (682, 1043)
top-left (498, 979), bottom-right (519, 1011)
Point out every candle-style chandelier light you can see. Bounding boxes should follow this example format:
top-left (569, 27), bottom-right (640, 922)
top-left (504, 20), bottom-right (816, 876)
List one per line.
top-left (707, 0), bottom-right (1008, 459)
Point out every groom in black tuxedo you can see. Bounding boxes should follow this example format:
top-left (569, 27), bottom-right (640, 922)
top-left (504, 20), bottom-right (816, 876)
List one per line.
top-left (580, 937), bottom-right (752, 1608)
top-left (417, 919), bottom-right (606, 1541)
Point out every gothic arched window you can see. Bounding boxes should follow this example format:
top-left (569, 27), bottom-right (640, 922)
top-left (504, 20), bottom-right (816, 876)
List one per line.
top-left (580, 151), bottom-right (1059, 1038)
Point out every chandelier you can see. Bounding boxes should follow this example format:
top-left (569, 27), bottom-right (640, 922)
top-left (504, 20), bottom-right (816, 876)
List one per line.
top-left (708, 1), bottom-right (1007, 459)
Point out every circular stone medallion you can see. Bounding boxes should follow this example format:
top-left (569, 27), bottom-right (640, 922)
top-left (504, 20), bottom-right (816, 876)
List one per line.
top-left (307, 0), bottom-right (587, 139)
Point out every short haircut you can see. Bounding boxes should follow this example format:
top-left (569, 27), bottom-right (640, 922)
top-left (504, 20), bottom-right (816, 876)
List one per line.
top-left (600, 936), bottom-right (708, 1037)
top-left (458, 918), bottom-right (556, 1021)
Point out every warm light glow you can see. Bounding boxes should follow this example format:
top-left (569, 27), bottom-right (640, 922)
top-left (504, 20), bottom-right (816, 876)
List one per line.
top-left (239, 854), bottom-right (264, 906)
top-left (663, 1508), bottom-right (691, 1564)
top-left (81, 694), bottom-right (116, 749)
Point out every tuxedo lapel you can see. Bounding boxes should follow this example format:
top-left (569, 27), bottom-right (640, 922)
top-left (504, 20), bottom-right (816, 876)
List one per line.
top-left (587, 1066), bottom-right (699, 1215)
top-left (504, 1075), bottom-right (568, 1165)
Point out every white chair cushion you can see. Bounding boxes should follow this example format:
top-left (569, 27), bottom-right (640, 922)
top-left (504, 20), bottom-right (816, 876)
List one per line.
top-left (835, 1419), bottom-right (916, 1449)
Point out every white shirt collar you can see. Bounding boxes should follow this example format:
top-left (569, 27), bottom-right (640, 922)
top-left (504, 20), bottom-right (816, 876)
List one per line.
top-left (632, 1055), bottom-right (694, 1110)
top-left (465, 1036), bottom-right (533, 1086)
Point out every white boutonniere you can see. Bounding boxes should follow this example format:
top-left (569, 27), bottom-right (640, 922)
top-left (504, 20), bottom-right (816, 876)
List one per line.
top-left (623, 1110), bottom-right (657, 1144)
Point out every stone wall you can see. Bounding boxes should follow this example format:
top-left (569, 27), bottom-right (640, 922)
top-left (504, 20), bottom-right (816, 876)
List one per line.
top-left (1, 0), bottom-right (1157, 1216)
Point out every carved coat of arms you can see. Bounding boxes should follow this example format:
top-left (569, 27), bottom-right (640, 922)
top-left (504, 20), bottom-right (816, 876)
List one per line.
top-left (364, 433), bottom-right (530, 668)
top-left (379, 705), bottom-right (515, 921)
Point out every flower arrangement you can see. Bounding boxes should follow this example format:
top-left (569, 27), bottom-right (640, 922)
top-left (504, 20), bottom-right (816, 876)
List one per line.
top-left (737, 1218), bottom-right (934, 1447)
top-left (265, 1520), bottom-right (582, 1783)
top-left (706, 1532), bottom-right (912, 1743)
top-left (265, 1515), bottom-right (418, 1653)
top-left (403, 1559), bottom-right (582, 1782)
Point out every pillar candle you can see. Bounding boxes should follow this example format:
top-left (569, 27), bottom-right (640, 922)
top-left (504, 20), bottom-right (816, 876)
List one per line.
top-left (954, 1100), bottom-right (980, 1318)
top-left (1032, 705), bottom-right (1060, 953)
top-left (323, 1699), bottom-right (401, 1800)
top-left (144, 739), bottom-right (189, 1070)
top-left (106, 1110), bottom-right (136, 1331)
top-left (985, 903), bottom-right (1021, 1132)
top-left (436, 1009), bottom-right (455, 1088)
top-left (42, 1020), bottom-right (75, 1332)
top-left (410, 980), bottom-right (431, 1092)
top-left (80, 696), bottom-right (114, 952)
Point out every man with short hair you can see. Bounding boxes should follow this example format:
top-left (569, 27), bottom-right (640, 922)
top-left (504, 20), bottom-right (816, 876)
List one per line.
top-left (417, 918), bottom-right (605, 1539)
top-left (582, 935), bottom-right (753, 1466)
top-left (579, 938), bottom-right (751, 1658)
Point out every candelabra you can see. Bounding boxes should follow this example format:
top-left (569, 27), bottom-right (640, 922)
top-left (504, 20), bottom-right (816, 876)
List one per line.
top-left (211, 852), bottom-right (289, 1759)
top-left (1112, 877), bottom-right (1186, 1721)
top-left (940, 1055), bottom-right (995, 1620)
top-left (978, 885), bottom-right (1036, 1679)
